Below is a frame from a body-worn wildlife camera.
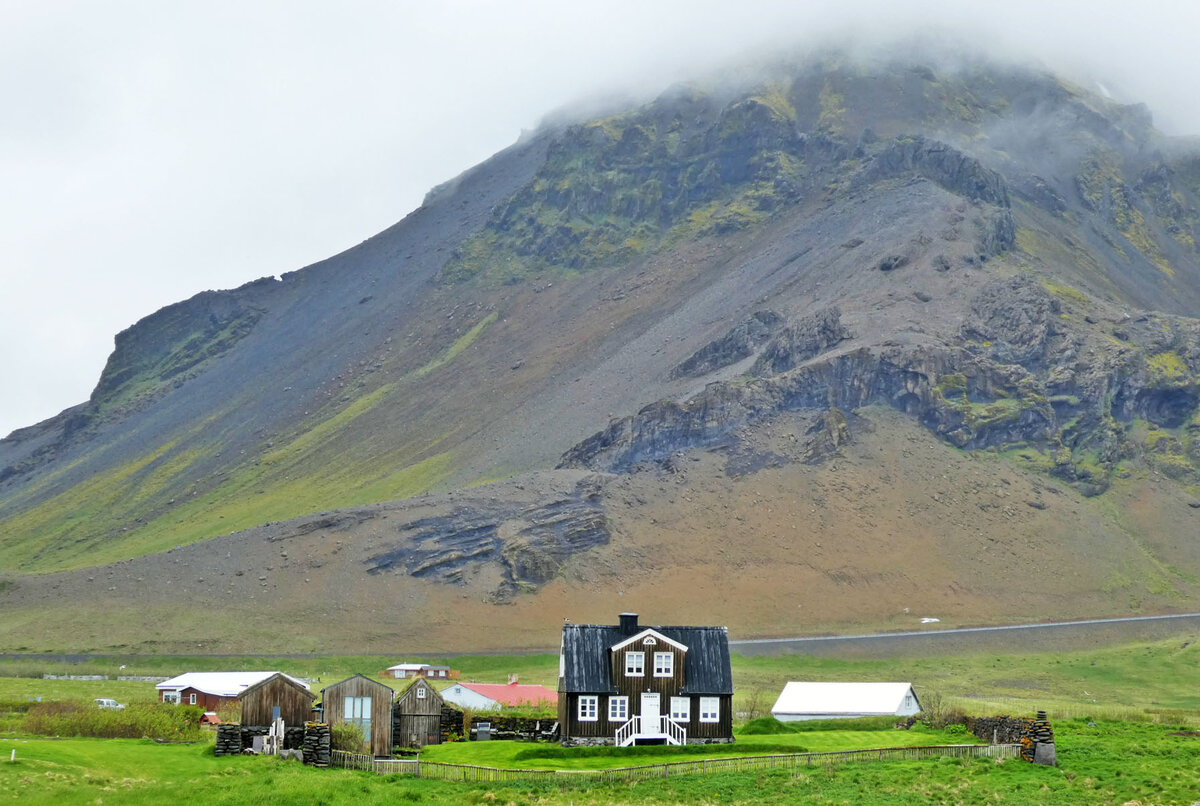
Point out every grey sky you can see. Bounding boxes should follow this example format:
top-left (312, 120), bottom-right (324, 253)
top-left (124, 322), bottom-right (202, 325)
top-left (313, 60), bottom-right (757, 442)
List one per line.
top-left (2, 0), bottom-right (1198, 438)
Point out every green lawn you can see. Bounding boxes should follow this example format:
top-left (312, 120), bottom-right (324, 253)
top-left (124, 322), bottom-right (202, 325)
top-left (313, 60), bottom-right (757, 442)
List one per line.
top-left (417, 725), bottom-right (978, 770)
top-left (0, 677), bottom-right (158, 705)
top-left (4, 630), bottom-right (1198, 727)
top-left (2, 721), bottom-right (1199, 804)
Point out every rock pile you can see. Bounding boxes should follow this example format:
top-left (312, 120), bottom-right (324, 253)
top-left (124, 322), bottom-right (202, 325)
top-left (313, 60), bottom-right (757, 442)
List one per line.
top-left (214, 724), bottom-right (242, 756)
top-left (303, 722), bottom-right (331, 767)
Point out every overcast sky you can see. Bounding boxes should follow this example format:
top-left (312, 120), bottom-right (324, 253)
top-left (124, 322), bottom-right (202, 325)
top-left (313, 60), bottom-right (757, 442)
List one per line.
top-left (3, 0), bottom-right (1198, 438)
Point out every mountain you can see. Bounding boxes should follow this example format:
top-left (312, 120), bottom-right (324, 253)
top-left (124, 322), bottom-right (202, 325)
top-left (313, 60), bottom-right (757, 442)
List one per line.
top-left (3, 52), bottom-right (1200, 653)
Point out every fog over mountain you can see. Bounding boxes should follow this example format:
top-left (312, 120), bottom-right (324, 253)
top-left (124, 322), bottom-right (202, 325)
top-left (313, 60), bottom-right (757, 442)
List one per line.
top-left (2, 1), bottom-right (1199, 438)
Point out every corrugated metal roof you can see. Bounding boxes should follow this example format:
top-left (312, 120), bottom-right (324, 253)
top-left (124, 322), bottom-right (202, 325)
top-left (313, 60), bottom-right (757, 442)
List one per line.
top-left (155, 671), bottom-right (308, 698)
top-left (386, 663), bottom-right (451, 671)
top-left (458, 682), bottom-right (558, 706)
top-left (770, 682), bottom-right (918, 716)
top-left (560, 623), bottom-right (732, 695)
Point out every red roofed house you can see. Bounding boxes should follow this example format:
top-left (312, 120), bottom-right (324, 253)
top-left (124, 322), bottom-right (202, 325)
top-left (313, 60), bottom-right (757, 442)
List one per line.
top-left (440, 675), bottom-right (557, 711)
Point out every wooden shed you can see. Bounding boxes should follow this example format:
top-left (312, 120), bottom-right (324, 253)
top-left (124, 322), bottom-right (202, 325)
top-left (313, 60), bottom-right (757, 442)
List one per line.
top-left (394, 677), bottom-right (444, 747)
top-left (322, 674), bottom-right (394, 757)
top-left (238, 673), bottom-right (316, 726)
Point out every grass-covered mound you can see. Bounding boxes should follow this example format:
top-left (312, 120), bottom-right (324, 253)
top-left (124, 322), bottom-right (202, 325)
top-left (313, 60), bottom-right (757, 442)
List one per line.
top-left (738, 715), bottom-right (906, 734)
top-left (512, 740), bottom-right (807, 761)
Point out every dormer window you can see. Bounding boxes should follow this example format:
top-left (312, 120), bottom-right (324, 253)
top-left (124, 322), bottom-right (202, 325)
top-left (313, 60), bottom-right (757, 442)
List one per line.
top-left (625, 651), bottom-right (645, 677)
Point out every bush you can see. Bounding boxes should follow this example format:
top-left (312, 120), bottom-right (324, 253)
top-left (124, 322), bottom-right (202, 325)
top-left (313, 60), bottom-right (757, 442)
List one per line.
top-left (22, 702), bottom-right (203, 741)
top-left (738, 717), bottom-right (796, 735)
top-left (331, 722), bottom-right (366, 752)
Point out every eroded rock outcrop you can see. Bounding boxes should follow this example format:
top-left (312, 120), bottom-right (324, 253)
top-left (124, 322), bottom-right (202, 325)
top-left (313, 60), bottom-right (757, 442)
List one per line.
top-left (363, 477), bottom-right (610, 598)
top-left (671, 310), bottom-right (783, 379)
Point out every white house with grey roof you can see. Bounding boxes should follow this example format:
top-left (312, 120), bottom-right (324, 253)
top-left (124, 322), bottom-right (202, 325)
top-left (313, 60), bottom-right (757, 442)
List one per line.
top-left (770, 681), bottom-right (922, 722)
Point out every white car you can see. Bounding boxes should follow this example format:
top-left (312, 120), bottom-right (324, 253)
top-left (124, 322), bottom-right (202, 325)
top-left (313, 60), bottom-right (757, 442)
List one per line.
top-left (94, 698), bottom-right (125, 709)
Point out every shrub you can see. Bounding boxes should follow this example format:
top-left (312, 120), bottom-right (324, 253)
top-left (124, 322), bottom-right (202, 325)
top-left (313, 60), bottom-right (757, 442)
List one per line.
top-left (331, 722), bottom-right (366, 752)
top-left (22, 702), bottom-right (203, 741)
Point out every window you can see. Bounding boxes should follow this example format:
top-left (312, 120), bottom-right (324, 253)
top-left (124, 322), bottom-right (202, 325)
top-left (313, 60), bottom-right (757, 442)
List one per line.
top-left (608, 696), bottom-right (628, 721)
top-left (345, 696), bottom-right (372, 739)
top-left (163, 692), bottom-right (180, 704)
top-left (670, 696), bottom-right (690, 722)
top-left (699, 697), bottom-right (719, 723)
top-left (642, 636), bottom-right (657, 645)
top-left (578, 696), bottom-right (598, 721)
top-left (416, 687), bottom-right (426, 699)
top-left (188, 693), bottom-right (196, 705)
top-left (625, 652), bottom-right (644, 677)
top-left (653, 652), bottom-right (674, 677)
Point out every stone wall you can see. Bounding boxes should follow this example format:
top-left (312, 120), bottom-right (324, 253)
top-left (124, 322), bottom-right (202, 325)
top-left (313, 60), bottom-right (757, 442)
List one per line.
top-left (963, 710), bottom-right (1055, 766)
top-left (213, 721), bottom-right (326, 762)
top-left (303, 723), bottom-right (331, 767)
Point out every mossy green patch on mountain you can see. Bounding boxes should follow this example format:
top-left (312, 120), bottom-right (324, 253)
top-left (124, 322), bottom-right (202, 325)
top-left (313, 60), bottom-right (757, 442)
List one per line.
top-left (1, 440), bottom-right (459, 573)
top-left (413, 312), bottom-right (498, 378)
top-left (441, 85), bottom-right (809, 285)
top-left (0, 440), bottom-right (192, 570)
top-left (1076, 149), bottom-right (1173, 276)
top-left (261, 383), bottom-right (398, 467)
top-left (1040, 279), bottom-right (1090, 306)
top-left (93, 305), bottom-right (264, 417)
top-left (1146, 350), bottom-right (1191, 384)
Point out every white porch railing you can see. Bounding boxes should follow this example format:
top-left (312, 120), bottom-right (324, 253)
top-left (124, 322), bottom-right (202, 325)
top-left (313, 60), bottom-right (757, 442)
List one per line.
top-left (615, 715), bottom-right (685, 746)
top-left (663, 716), bottom-right (686, 746)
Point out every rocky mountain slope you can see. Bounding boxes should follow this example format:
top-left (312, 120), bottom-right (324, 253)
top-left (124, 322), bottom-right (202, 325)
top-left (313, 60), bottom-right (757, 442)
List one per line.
top-left (2, 53), bottom-right (1199, 651)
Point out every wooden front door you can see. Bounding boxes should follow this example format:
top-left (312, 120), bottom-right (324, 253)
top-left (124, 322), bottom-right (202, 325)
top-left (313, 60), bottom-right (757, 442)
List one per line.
top-left (640, 692), bottom-right (660, 727)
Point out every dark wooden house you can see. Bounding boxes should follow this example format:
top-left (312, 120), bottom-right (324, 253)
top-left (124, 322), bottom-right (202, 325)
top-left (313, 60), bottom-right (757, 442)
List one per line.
top-left (393, 677), bottom-right (444, 748)
top-left (238, 673), bottom-right (317, 726)
top-left (322, 674), bottom-right (394, 757)
top-left (558, 612), bottom-right (733, 746)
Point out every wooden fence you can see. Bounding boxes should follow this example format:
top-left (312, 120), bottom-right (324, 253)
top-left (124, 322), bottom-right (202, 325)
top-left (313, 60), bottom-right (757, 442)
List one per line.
top-left (330, 743), bottom-right (1021, 784)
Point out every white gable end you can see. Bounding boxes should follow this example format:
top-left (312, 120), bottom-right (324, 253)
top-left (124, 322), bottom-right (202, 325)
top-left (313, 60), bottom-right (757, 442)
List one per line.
top-left (610, 628), bottom-right (688, 653)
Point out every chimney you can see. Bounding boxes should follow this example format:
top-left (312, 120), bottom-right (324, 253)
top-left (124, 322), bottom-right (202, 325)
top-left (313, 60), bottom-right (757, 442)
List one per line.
top-left (508, 674), bottom-right (519, 685)
top-left (619, 612), bottom-right (639, 635)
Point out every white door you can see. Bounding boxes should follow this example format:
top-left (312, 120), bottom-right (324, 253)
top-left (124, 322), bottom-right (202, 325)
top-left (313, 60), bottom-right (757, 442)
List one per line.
top-left (640, 692), bottom-right (660, 732)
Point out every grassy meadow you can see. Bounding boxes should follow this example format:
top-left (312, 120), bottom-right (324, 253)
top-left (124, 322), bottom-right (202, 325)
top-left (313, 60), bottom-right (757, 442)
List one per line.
top-left (1, 630), bottom-right (1197, 802)
top-left (3, 630), bottom-right (1197, 725)
top-left (4, 720), bottom-right (1200, 805)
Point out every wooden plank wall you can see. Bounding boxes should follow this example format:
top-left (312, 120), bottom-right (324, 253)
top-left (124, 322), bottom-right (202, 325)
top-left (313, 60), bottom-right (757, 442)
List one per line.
top-left (323, 676), bottom-right (394, 757)
top-left (240, 677), bottom-right (315, 726)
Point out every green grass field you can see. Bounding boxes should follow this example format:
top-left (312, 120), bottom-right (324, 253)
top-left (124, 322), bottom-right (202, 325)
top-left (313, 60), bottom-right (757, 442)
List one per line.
top-left (2, 632), bottom-right (1198, 802)
top-left (3, 631), bottom-right (1197, 726)
top-left (3, 720), bottom-right (1199, 805)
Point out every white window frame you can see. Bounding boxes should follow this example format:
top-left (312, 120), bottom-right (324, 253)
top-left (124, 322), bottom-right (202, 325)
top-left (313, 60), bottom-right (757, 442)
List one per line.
top-left (670, 696), bottom-right (690, 722)
top-left (608, 696), bottom-right (628, 721)
top-left (699, 696), bottom-right (719, 723)
top-left (625, 651), bottom-right (645, 677)
top-left (188, 693), bottom-right (196, 705)
top-left (653, 652), bottom-right (674, 677)
top-left (416, 686), bottom-right (426, 699)
top-left (345, 696), bottom-right (372, 737)
top-left (578, 695), bottom-right (598, 722)
top-left (163, 691), bottom-right (180, 704)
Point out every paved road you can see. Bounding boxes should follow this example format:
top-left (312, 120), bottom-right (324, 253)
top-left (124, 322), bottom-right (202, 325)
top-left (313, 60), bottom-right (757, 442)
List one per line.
top-left (729, 612), bottom-right (1200, 657)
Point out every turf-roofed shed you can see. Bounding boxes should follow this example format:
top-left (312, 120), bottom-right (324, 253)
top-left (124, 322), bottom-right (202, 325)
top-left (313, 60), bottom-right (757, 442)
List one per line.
top-left (558, 612), bottom-right (734, 746)
top-left (238, 672), bottom-right (316, 726)
top-left (323, 674), bottom-right (395, 757)
top-left (394, 676), bottom-right (444, 748)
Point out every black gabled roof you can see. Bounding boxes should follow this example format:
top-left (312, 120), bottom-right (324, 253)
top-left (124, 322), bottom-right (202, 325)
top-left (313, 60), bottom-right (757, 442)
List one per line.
top-left (560, 622), bottom-right (733, 695)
